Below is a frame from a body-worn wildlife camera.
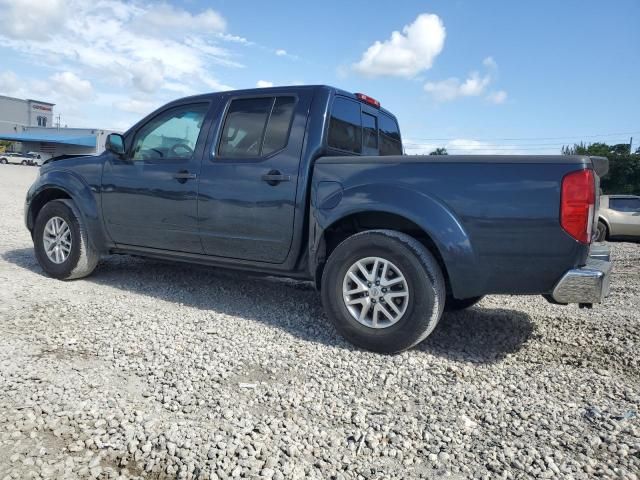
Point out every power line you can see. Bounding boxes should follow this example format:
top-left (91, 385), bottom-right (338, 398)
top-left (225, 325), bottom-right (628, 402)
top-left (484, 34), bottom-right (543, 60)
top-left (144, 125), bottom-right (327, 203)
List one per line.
top-left (405, 130), bottom-right (640, 142)
top-left (403, 141), bottom-right (630, 147)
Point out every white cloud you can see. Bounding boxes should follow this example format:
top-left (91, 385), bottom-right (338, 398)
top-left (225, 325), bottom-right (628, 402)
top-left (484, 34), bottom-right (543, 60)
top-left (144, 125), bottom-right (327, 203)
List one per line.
top-left (50, 71), bottom-right (94, 100)
top-left (114, 98), bottom-right (158, 115)
top-left (129, 60), bottom-right (165, 93)
top-left (353, 13), bottom-right (445, 77)
top-left (256, 80), bottom-right (274, 88)
top-left (487, 90), bottom-right (508, 104)
top-left (0, 70), bottom-right (20, 94)
top-left (137, 3), bottom-right (226, 34)
top-left (0, 0), bottom-right (248, 127)
top-left (482, 56), bottom-right (497, 69)
top-left (0, 0), bottom-right (67, 40)
top-left (275, 49), bottom-right (287, 56)
top-left (424, 58), bottom-right (505, 103)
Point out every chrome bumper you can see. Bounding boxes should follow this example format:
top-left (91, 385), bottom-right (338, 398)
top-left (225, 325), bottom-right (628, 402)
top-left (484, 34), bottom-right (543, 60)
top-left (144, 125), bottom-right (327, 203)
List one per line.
top-left (551, 246), bottom-right (612, 305)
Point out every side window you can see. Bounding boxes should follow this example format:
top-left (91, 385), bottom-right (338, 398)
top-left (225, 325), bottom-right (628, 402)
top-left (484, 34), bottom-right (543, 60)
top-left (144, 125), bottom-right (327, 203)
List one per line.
top-left (262, 97), bottom-right (296, 155)
top-left (131, 104), bottom-right (208, 162)
top-left (610, 198), bottom-right (640, 212)
top-left (362, 112), bottom-right (378, 154)
top-left (328, 97), bottom-right (362, 154)
top-left (218, 96), bottom-right (296, 158)
top-left (379, 114), bottom-right (402, 156)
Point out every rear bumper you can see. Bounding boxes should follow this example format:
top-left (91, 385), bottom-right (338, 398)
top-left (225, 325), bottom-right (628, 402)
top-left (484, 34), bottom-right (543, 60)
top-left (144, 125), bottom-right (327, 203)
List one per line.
top-left (551, 245), bottom-right (612, 305)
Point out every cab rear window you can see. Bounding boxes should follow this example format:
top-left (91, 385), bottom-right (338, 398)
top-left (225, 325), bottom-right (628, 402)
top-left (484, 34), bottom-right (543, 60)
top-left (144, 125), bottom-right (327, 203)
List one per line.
top-left (379, 114), bottom-right (402, 156)
top-left (328, 97), bottom-right (362, 154)
top-left (327, 96), bottom-right (402, 156)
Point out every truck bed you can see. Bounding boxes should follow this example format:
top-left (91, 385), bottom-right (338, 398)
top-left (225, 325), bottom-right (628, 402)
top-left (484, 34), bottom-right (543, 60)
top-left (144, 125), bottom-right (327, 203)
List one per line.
top-left (312, 155), bottom-right (607, 299)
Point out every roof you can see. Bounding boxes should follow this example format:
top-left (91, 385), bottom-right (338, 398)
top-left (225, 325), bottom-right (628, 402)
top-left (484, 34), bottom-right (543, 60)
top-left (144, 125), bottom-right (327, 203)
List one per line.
top-left (0, 131), bottom-right (96, 147)
top-left (0, 94), bottom-right (55, 106)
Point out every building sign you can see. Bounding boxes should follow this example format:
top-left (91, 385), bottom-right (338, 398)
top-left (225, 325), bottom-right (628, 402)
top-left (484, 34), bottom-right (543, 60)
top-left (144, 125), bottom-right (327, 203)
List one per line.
top-left (32, 104), bottom-right (53, 112)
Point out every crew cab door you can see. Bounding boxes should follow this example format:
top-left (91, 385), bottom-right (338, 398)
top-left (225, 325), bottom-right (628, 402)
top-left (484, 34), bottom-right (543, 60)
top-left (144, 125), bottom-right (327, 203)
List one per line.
top-left (198, 92), bottom-right (311, 263)
top-left (101, 102), bottom-right (212, 252)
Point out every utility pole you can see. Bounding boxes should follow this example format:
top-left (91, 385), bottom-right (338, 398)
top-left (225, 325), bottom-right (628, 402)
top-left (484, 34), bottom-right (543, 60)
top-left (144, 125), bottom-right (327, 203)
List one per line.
top-left (56, 114), bottom-right (61, 129)
top-left (630, 136), bottom-right (633, 154)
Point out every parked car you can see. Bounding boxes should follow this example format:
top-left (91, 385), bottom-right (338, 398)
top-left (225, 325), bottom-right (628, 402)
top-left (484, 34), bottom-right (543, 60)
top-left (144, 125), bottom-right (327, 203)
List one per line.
top-left (597, 195), bottom-right (640, 241)
top-left (0, 152), bottom-right (39, 166)
top-left (25, 85), bottom-right (612, 353)
top-left (26, 152), bottom-right (47, 166)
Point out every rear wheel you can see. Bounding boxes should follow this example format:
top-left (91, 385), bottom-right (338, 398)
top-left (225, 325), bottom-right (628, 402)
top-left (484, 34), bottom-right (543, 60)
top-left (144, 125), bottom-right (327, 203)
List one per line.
top-left (596, 220), bottom-right (608, 242)
top-left (21, 160), bottom-right (27, 166)
top-left (321, 230), bottom-right (445, 353)
top-left (444, 295), bottom-right (484, 312)
top-left (0, 158), bottom-right (7, 164)
top-left (33, 200), bottom-right (99, 280)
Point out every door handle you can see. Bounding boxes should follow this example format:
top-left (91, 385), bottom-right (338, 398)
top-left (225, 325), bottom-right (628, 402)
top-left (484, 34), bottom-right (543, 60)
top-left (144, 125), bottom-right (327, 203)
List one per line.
top-left (262, 170), bottom-right (291, 186)
top-left (173, 171), bottom-right (197, 183)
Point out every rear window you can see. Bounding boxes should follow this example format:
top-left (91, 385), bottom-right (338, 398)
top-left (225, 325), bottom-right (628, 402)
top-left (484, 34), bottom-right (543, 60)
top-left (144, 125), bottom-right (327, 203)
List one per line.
top-left (328, 97), bottom-right (362, 154)
top-left (328, 96), bottom-right (402, 156)
top-left (362, 112), bottom-right (378, 154)
top-left (610, 198), bottom-right (640, 212)
top-left (379, 114), bottom-right (402, 156)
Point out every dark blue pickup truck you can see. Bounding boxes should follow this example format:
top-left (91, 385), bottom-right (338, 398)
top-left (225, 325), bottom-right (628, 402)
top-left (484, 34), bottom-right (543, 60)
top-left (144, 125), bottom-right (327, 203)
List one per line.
top-left (25, 85), bottom-right (612, 353)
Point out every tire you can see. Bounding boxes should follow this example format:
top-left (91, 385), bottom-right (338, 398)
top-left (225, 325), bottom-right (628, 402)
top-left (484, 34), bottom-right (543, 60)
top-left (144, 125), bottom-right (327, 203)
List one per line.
top-left (33, 199), bottom-right (99, 280)
top-left (21, 160), bottom-right (27, 165)
top-left (444, 295), bottom-right (484, 312)
top-left (0, 158), bottom-right (7, 164)
top-left (321, 229), bottom-right (446, 354)
top-left (596, 220), bottom-right (608, 242)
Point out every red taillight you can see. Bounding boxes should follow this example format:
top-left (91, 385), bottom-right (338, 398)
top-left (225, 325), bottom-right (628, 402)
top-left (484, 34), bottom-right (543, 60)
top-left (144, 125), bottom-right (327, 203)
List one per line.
top-left (560, 169), bottom-right (595, 244)
top-left (355, 93), bottom-right (381, 108)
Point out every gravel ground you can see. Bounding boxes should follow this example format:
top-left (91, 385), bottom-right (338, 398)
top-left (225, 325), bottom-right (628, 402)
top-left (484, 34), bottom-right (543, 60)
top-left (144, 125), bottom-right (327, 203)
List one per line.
top-left (0, 163), bottom-right (638, 480)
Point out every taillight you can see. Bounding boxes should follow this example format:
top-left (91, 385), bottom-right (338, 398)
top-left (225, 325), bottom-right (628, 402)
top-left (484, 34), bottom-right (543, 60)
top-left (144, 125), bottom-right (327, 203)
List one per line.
top-left (560, 169), bottom-right (595, 244)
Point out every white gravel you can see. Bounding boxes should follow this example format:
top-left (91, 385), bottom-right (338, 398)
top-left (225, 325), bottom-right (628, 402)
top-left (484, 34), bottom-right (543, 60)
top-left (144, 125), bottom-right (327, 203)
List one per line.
top-left (0, 163), bottom-right (638, 479)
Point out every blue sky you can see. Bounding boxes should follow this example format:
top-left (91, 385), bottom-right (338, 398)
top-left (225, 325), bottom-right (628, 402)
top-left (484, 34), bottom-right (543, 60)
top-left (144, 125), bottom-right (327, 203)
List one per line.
top-left (0, 0), bottom-right (638, 154)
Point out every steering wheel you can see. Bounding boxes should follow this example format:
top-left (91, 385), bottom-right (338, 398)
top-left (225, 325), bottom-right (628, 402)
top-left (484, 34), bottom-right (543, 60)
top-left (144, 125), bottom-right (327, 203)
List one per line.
top-left (170, 143), bottom-right (194, 157)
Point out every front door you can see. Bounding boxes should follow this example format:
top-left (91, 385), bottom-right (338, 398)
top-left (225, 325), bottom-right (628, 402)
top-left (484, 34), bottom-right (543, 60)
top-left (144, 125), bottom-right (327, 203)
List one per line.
top-left (198, 92), bottom-right (311, 263)
top-left (101, 102), bottom-right (211, 253)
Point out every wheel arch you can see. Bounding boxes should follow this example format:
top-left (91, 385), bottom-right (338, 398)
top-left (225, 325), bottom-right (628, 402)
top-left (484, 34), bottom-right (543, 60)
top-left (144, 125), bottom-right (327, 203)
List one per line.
top-left (311, 184), bottom-right (482, 299)
top-left (27, 170), bottom-right (109, 253)
top-left (598, 215), bottom-right (611, 237)
top-left (27, 187), bottom-right (72, 231)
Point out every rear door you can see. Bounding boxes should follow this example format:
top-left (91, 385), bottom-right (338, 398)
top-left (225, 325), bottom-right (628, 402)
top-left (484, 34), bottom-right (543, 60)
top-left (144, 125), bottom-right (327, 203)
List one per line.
top-left (197, 91), bottom-right (312, 263)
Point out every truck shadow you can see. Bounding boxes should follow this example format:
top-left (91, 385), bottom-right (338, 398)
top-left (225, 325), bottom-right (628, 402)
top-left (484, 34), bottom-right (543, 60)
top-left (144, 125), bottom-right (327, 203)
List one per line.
top-left (3, 248), bottom-right (534, 364)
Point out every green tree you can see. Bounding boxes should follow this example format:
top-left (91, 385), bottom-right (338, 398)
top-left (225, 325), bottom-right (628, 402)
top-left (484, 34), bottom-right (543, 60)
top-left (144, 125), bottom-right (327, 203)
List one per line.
top-left (429, 147), bottom-right (448, 155)
top-left (562, 141), bottom-right (640, 194)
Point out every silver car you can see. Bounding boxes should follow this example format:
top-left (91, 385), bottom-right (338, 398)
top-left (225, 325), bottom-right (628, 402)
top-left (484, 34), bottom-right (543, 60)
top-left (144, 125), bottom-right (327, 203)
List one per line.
top-left (597, 195), bottom-right (640, 241)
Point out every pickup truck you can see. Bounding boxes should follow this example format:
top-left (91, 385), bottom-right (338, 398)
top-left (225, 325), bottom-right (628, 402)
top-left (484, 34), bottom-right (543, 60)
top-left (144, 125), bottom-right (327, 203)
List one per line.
top-left (25, 85), bottom-right (612, 353)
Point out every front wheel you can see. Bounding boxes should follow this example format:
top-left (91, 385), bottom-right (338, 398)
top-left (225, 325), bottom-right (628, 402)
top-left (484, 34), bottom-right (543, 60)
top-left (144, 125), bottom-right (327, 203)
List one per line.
top-left (33, 199), bottom-right (99, 280)
top-left (0, 158), bottom-right (7, 164)
top-left (21, 160), bottom-right (28, 165)
top-left (321, 230), bottom-right (446, 354)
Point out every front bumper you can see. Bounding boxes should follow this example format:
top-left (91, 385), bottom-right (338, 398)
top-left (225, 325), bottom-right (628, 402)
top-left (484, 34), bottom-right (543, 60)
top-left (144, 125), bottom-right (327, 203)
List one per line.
top-left (551, 245), bottom-right (612, 305)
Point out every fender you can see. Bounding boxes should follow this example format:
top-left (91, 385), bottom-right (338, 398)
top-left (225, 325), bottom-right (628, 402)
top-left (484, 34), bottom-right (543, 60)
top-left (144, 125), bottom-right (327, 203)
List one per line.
top-left (27, 169), bottom-right (110, 253)
top-left (311, 183), bottom-right (483, 299)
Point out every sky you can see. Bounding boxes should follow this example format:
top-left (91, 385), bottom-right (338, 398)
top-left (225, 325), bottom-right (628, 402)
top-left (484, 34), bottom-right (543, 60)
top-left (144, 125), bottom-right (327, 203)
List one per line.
top-left (0, 0), bottom-right (638, 154)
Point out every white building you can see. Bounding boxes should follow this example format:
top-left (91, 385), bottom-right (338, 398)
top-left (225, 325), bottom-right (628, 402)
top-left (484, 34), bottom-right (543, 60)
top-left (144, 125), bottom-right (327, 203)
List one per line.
top-left (0, 95), bottom-right (55, 132)
top-left (0, 94), bottom-right (116, 159)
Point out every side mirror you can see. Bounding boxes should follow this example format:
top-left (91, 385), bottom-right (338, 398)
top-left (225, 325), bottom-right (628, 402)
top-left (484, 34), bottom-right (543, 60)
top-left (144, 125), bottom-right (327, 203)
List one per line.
top-left (105, 133), bottom-right (126, 156)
